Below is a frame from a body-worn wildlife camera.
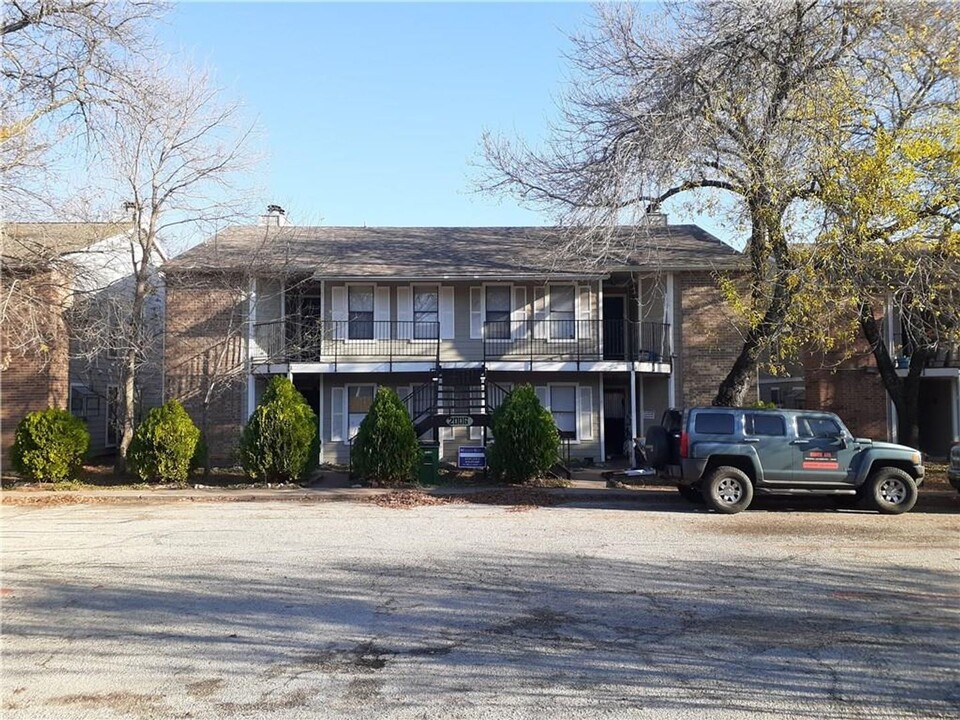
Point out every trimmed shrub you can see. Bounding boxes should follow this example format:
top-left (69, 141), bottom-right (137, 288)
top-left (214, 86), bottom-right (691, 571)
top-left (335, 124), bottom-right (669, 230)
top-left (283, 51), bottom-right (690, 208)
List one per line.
top-left (487, 384), bottom-right (560, 483)
top-left (11, 408), bottom-right (90, 483)
top-left (350, 386), bottom-right (420, 486)
top-left (239, 376), bottom-right (318, 483)
top-left (128, 400), bottom-right (201, 484)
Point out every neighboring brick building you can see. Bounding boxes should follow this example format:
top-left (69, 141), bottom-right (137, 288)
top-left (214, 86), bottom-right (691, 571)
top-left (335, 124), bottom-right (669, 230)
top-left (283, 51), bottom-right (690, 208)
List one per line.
top-left (1, 221), bottom-right (166, 467)
top-left (164, 212), bottom-right (753, 466)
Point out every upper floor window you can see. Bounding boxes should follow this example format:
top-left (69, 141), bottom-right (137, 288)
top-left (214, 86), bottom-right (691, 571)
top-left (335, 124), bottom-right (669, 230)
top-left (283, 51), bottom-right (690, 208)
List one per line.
top-left (549, 285), bottom-right (575, 340)
top-left (348, 286), bottom-right (374, 340)
top-left (486, 286), bottom-right (511, 340)
top-left (414, 286), bottom-right (439, 340)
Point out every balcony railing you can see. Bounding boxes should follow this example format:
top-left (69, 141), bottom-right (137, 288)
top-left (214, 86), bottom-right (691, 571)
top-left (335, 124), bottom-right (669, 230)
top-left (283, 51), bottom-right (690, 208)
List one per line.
top-left (251, 318), bottom-right (671, 367)
top-left (483, 319), bottom-right (670, 364)
top-left (252, 319), bottom-right (440, 367)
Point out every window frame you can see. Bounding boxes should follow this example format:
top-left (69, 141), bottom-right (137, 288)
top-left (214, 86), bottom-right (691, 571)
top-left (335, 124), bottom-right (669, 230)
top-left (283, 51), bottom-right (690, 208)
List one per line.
top-left (345, 383), bottom-right (377, 440)
top-left (346, 284), bottom-right (376, 341)
top-left (412, 284), bottom-right (440, 341)
top-left (484, 283), bottom-right (513, 341)
top-left (547, 283), bottom-right (577, 341)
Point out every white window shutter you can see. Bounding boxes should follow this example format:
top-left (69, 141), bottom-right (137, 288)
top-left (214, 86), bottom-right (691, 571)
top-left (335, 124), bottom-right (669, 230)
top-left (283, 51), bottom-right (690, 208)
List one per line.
top-left (470, 287), bottom-right (482, 339)
top-left (440, 286), bottom-right (455, 339)
top-left (578, 386), bottom-right (594, 440)
top-left (578, 285), bottom-right (593, 339)
top-left (535, 386), bottom-right (549, 409)
top-left (374, 286), bottom-right (390, 339)
top-left (533, 286), bottom-right (547, 339)
top-left (397, 385), bottom-right (411, 415)
top-left (331, 387), bottom-right (345, 442)
top-left (397, 287), bottom-right (413, 339)
top-left (469, 424), bottom-right (483, 440)
top-left (440, 426), bottom-right (453, 440)
top-left (512, 286), bottom-right (527, 340)
top-left (331, 286), bottom-right (347, 340)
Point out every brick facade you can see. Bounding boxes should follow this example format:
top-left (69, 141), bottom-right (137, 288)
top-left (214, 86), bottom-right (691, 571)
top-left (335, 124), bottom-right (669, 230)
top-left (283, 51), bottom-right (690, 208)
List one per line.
top-left (0, 268), bottom-right (72, 468)
top-left (164, 273), bottom-right (247, 464)
top-left (677, 271), bottom-right (757, 407)
top-left (804, 347), bottom-right (889, 440)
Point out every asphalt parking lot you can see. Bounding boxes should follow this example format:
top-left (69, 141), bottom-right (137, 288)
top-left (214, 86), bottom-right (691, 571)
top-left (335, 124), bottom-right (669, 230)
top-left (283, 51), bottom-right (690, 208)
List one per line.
top-left (2, 494), bottom-right (959, 719)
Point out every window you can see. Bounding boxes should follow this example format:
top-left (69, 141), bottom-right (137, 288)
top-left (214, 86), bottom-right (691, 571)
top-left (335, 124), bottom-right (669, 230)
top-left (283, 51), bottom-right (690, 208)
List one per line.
top-left (106, 385), bottom-right (120, 447)
top-left (348, 286), bottom-right (374, 340)
top-left (414, 286), bottom-right (439, 340)
top-left (694, 412), bottom-right (735, 435)
top-left (769, 387), bottom-right (782, 406)
top-left (746, 413), bottom-right (786, 436)
top-left (485, 286), bottom-right (511, 340)
top-left (550, 386), bottom-right (577, 437)
top-left (549, 285), bottom-right (575, 340)
top-left (347, 385), bottom-right (375, 438)
top-left (797, 415), bottom-right (842, 439)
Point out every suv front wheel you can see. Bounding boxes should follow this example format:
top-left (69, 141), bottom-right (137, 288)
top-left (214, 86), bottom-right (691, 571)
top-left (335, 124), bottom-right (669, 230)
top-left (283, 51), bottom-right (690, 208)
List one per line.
top-left (867, 467), bottom-right (918, 514)
top-left (704, 466), bottom-right (754, 514)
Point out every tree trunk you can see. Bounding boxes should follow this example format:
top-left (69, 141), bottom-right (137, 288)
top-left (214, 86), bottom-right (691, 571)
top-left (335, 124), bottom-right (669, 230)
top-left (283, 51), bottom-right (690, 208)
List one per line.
top-left (714, 204), bottom-right (792, 407)
top-left (858, 303), bottom-right (928, 450)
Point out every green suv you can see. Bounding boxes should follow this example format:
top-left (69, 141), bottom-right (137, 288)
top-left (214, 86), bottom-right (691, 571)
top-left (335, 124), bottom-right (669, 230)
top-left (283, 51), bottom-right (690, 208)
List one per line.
top-left (645, 407), bottom-right (925, 515)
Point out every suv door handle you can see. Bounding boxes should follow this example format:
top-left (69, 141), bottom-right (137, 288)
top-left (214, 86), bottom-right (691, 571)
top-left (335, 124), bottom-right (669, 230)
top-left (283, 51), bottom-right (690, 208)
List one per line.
top-left (742, 437), bottom-right (760, 443)
top-left (790, 439), bottom-right (810, 446)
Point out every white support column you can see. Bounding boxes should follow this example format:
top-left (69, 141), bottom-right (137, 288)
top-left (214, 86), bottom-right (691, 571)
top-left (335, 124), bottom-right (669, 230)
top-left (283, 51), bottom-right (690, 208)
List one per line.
top-left (598, 375), bottom-right (606, 463)
top-left (318, 373), bottom-right (325, 464)
top-left (666, 272), bottom-right (677, 408)
top-left (598, 278), bottom-right (604, 357)
top-left (953, 376), bottom-right (959, 443)
top-left (629, 371), bottom-right (638, 468)
top-left (246, 277), bottom-right (257, 419)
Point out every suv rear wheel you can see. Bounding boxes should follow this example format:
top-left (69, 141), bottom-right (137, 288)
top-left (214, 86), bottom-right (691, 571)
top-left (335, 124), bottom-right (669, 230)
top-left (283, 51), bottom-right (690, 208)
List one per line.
top-left (704, 466), bottom-right (754, 514)
top-left (867, 467), bottom-right (918, 514)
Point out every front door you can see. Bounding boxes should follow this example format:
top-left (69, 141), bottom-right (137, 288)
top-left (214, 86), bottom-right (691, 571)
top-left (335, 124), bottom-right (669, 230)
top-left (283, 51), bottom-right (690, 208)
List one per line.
top-left (792, 414), bottom-right (858, 485)
top-left (603, 296), bottom-right (626, 360)
top-left (604, 389), bottom-right (626, 458)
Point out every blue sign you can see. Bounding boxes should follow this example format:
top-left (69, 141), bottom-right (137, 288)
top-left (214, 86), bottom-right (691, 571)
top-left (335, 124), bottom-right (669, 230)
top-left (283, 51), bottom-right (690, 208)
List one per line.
top-left (458, 446), bottom-right (486, 469)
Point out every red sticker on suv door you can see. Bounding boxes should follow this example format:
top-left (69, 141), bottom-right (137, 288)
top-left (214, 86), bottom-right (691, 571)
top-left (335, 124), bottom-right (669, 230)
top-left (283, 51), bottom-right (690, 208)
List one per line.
top-left (802, 449), bottom-right (839, 470)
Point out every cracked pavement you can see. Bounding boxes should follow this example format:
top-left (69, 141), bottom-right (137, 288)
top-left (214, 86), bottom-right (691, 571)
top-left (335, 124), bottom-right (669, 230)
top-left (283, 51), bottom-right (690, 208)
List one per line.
top-left (2, 496), bottom-right (958, 719)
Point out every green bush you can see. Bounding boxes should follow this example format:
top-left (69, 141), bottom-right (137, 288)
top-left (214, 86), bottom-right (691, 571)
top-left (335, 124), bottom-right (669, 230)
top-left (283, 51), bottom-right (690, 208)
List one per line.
top-left (128, 400), bottom-right (200, 484)
top-left (239, 376), bottom-right (318, 483)
top-left (487, 384), bottom-right (560, 483)
top-left (10, 408), bottom-right (90, 482)
top-left (350, 386), bottom-right (421, 485)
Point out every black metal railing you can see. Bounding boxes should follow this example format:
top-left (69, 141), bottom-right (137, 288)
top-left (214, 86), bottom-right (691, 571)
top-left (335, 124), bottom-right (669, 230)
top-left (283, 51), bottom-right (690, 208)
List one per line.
top-left (483, 319), bottom-right (670, 364)
top-left (252, 319), bottom-right (440, 367)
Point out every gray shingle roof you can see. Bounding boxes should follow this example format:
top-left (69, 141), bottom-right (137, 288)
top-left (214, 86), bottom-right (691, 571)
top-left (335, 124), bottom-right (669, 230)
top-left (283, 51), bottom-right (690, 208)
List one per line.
top-left (1, 222), bottom-right (132, 267)
top-left (164, 224), bottom-right (743, 278)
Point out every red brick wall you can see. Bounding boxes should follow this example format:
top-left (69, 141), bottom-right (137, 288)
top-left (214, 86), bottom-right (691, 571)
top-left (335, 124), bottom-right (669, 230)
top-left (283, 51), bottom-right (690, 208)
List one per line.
top-left (804, 347), bottom-right (889, 440)
top-left (677, 272), bottom-right (758, 407)
top-left (164, 273), bottom-right (247, 464)
top-left (0, 268), bottom-right (71, 469)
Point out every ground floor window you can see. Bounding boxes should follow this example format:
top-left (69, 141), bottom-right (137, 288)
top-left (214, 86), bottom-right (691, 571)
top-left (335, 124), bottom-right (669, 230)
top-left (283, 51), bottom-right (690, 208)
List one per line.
top-left (550, 385), bottom-right (577, 437)
top-left (347, 385), bottom-right (376, 438)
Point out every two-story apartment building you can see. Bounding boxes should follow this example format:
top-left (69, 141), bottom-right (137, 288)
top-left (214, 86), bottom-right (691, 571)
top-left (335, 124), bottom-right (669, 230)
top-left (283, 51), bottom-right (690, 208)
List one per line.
top-left (164, 210), bottom-right (750, 466)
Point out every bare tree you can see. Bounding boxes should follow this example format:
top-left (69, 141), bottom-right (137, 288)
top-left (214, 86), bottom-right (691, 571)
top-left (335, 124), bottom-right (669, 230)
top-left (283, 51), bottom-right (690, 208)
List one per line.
top-left (1, 0), bottom-right (161, 212)
top-left (82, 61), bottom-right (258, 472)
top-left (478, 2), bottom-right (931, 406)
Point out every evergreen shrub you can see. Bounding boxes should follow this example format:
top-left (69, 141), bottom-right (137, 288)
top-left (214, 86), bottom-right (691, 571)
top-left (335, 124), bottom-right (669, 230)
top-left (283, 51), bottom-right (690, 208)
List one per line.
top-left (11, 408), bottom-right (90, 482)
top-left (239, 376), bottom-right (318, 483)
top-left (128, 400), bottom-right (200, 484)
top-left (487, 384), bottom-right (560, 483)
top-left (350, 386), bottom-right (420, 485)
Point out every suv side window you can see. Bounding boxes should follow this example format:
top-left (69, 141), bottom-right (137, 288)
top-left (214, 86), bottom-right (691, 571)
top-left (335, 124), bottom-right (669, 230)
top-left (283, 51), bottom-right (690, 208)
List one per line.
top-left (694, 412), bottom-right (735, 435)
top-left (746, 413), bottom-right (786, 436)
top-left (797, 415), bottom-right (842, 439)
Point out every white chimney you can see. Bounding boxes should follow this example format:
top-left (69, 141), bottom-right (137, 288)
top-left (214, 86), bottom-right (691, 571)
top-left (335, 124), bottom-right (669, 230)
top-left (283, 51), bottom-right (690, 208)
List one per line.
top-left (260, 204), bottom-right (287, 227)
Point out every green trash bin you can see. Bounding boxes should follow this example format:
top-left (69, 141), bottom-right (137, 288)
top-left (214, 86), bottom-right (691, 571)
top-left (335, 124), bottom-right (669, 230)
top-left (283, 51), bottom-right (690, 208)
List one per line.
top-left (419, 442), bottom-right (440, 485)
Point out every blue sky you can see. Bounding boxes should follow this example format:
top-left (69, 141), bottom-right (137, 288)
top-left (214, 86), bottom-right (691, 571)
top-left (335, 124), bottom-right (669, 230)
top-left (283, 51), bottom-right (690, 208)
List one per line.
top-left (160, 2), bottom-right (737, 244)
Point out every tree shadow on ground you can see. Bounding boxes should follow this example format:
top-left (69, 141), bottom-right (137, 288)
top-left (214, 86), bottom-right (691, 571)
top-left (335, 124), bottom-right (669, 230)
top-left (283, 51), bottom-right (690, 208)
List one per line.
top-left (4, 548), bottom-right (958, 718)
